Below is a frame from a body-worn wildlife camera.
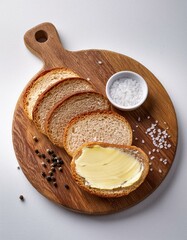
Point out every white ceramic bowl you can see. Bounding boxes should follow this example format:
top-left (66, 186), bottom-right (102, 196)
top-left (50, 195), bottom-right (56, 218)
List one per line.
top-left (106, 71), bottom-right (148, 111)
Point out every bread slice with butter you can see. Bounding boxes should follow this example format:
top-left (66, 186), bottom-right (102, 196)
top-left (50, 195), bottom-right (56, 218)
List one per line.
top-left (63, 111), bottom-right (133, 157)
top-left (23, 68), bottom-right (79, 120)
top-left (71, 142), bottom-right (149, 198)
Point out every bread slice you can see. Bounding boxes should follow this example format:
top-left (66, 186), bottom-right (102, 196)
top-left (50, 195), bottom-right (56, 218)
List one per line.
top-left (71, 142), bottom-right (149, 198)
top-left (23, 68), bottom-right (79, 119)
top-left (32, 78), bottom-right (94, 134)
top-left (63, 111), bottom-right (133, 157)
top-left (45, 92), bottom-right (110, 147)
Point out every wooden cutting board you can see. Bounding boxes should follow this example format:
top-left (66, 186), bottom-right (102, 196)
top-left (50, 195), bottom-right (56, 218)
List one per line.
top-left (12, 22), bottom-right (178, 215)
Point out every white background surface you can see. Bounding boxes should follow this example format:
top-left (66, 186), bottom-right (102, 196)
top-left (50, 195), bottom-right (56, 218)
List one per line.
top-left (0, 0), bottom-right (187, 239)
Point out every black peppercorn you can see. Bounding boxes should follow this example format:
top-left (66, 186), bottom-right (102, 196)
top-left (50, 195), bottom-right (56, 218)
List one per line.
top-left (51, 167), bottom-right (56, 172)
top-left (46, 158), bottom-right (50, 163)
top-left (35, 149), bottom-right (39, 154)
top-left (51, 162), bottom-right (57, 167)
top-left (38, 153), bottom-right (42, 158)
top-left (19, 195), bottom-right (24, 201)
top-left (41, 153), bottom-right (46, 159)
top-left (59, 159), bottom-right (64, 165)
top-left (52, 153), bottom-right (56, 158)
top-left (48, 171), bottom-right (53, 176)
top-left (53, 182), bottom-right (57, 187)
top-left (52, 157), bottom-right (57, 163)
top-left (64, 184), bottom-right (70, 190)
top-left (46, 149), bottom-right (54, 155)
top-left (33, 136), bottom-right (39, 142)
top-left (42, 162), bottom-right (47, 168)
top-left (51, 176), bottom-right (56, 181)
top-left (41, 172), bottom-right (46, 177)
top-left (46, 176), bottom-right (52, 182)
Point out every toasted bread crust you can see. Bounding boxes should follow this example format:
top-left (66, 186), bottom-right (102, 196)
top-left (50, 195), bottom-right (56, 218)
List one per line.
top-left (45, 92), bottom-right (111, 147)
top-left (23, 68), bottom-right (79, 119)
top-left (63, 110), bottom-right (133, 156)
top-left (71, 142), bottom-right (149, 198)
top-left (32, 78), bottom-right (94, 134)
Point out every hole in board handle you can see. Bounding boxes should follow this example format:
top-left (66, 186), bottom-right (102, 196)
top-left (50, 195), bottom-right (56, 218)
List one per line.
top-left (35, 30), bottom-right (48, 43)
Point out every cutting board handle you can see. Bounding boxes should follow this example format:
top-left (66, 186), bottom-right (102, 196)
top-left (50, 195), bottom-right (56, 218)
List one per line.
top-left (24, 22), bottom-right (67, 68)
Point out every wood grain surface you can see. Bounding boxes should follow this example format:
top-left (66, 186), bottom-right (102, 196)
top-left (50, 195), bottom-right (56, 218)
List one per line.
top-left (12, 22), bottom-right (178, 215)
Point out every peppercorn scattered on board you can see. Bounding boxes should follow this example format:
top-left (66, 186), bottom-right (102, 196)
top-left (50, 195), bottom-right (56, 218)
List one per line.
top-left (12, 22), bottom-right (178, 215)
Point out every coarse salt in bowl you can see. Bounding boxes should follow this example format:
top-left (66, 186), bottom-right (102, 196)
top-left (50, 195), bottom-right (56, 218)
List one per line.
top-left (106, 71), bottom-right (148, 111)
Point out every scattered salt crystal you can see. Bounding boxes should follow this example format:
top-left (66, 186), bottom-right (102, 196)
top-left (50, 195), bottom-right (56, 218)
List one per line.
top-left (87, 77), bottom-right (90, 81)
top-left (163, 159), bottom-right (168, 165)
top-left (135, 137), bottom-right (138, 141)
top-left (148, 151), bottom-right (152, 155)
top-left (98, 60), bottom-right (103, 65)
top-left (142, 140), bottom-right (145, 144)
top-left (147, 116), bottom-right (150, 119)
top-left (138, 117), bottom-right (141, 122)
top-left (150, 156), bottom-right (155, 160)
top-left (145, 122), bottom-right (172, 150)
top-left (158, 169), bottom-right (162, 173)
top-left (109, 78), bottom-right (144, 107)
top-left (150, 168), bottom-right (153, 172)
top-left (152, 149), bottom-right (156, 152)
top-left (156, 149), bottom-right (160, 152)
top-left (136, 125), bottom-right (139, 128)
top-left (149, 162), bottom-right (152, 165)
top-left (160, 158), bottom-right (163, 162)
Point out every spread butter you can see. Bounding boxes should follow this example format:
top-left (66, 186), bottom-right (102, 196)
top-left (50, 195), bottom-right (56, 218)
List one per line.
top-left (75, 145), bottom-right (143, 189)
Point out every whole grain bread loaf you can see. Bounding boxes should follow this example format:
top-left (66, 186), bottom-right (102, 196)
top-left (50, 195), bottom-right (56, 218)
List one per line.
top-left (63, 111), bottom-right (133, 156)
top-left (45, 92), bottom-right (110, 147)
top-left (71, 142), bottom-right (149, 198)
top-left (32, 78), bottom-right (94, 134)
top-left (23, 68), bottom-right (79, 119)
